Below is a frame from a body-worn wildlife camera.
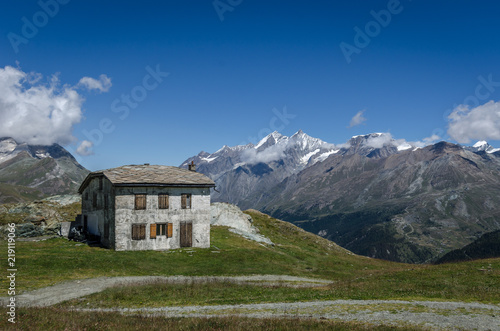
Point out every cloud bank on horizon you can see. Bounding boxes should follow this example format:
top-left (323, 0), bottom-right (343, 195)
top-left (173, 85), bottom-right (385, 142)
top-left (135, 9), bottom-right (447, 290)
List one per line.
top-left (0, 65), bottom-right (111, 149)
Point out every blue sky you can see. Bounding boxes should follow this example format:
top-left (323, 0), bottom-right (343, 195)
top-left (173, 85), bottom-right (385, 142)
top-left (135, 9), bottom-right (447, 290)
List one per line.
top-left (1, 0), bottom-right (500, 171)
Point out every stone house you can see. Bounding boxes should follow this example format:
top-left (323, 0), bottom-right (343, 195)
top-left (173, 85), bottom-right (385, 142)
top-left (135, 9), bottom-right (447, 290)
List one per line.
top-left (77, 163), bottom-right (215, 251)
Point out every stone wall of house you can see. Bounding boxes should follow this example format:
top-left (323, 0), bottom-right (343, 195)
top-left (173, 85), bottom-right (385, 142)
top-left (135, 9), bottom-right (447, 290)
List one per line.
top-left (81, 175), bottom-right (115, 248)
top-left (113, 186), bottom-right (211, 251)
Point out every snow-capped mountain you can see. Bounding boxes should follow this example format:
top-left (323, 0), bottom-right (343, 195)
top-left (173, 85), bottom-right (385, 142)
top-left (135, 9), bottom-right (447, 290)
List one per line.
top-left (469, 140), bottom-right (500, 153)
top-left (0, 137), bottom-right (77, 163)
top-left (0, 137), bottom-right (89, 203)
top-left (182, 130), bottom-right (338, 179)
top-left (181, 130), bottom-right (338, 206)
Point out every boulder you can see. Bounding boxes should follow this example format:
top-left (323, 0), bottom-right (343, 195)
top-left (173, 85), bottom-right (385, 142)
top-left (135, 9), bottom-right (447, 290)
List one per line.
top-left (211, 202), bottom-right (273, 245)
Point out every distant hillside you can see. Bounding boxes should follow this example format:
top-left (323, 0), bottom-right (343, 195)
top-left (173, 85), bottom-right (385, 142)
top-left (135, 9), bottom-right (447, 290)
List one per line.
top-left (435, 230), bottom-right (500, 264)
top-left (0, 137), bottom-right (89, 203)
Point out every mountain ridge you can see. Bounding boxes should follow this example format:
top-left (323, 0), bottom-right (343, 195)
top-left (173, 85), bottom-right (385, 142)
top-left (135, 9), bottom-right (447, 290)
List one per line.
top-left (0, 137), bottom-right (89, 203)
top-left (182, 130), bottom-right (500, 263)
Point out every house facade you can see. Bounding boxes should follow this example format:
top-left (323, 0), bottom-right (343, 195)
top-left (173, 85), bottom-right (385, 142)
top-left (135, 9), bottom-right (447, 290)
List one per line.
top-left (77, 164), bottom-right (215, 251)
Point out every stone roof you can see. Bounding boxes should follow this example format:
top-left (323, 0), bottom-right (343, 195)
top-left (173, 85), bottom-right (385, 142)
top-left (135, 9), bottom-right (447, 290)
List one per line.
top-left (78, 164), bottom-right (215, 192)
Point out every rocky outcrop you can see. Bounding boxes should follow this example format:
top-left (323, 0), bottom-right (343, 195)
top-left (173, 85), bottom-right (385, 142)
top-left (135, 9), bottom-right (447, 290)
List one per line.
top-left (210, 202), bottom-right (273, 245)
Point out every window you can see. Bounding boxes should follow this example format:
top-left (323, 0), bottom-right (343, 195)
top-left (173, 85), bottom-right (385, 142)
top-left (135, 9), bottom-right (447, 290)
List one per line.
top-left (181, 194), bottom-right (191, 209)
top-left (158, 194), bottom-right (169, 209)
top-left (150, 223), bottom-right (173, 239)
top-left (93, 192), bottom-right (97, 208)
top-left (104, 195), bottom-right (108, 209)
top-left (135, 194), bottom-right (146, 210)
top-left (157, 223), bottom-right (166, 236)
top-left (132, 224), bottom-right (146, 240)
top-left (99, 177), bottom-right (103, 190)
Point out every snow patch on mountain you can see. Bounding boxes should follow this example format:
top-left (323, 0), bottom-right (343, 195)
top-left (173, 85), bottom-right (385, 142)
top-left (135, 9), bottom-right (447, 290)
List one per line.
top-left (315, 149), bottom-right (340, 163)
top-left (300, 149), bottom-right (320, 165)
top-left (201, 156), bottom-right (218, 163)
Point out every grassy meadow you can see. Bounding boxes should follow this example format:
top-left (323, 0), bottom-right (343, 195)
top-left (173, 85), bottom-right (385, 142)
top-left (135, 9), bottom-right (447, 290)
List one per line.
top-left (0, 210), bottom-right (498, 304)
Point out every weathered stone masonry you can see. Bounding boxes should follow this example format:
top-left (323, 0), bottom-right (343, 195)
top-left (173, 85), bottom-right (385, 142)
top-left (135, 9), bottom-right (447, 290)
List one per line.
top-left (78, 164), bottom-right (215, 251)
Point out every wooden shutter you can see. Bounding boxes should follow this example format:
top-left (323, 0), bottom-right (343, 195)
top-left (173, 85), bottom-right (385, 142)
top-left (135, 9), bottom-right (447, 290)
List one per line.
top-left (132, 224), bottom-right (146, 240)
top-left (150, 224), bottom-right (157, 239)
top-left (135, 194), bottom-right (146, 210)
top-left (167, 223), bottom-right (173, 238)
top-left (181, 194), bottom-right (187, 209)
top-left (181, 194), bottom-right (191, 209)
top-left (158, 194), bottom-right (169, 209)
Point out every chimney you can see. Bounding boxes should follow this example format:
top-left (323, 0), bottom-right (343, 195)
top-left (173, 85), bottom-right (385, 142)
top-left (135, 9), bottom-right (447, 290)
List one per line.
top-left (188, 161), bottom-right (196, 172)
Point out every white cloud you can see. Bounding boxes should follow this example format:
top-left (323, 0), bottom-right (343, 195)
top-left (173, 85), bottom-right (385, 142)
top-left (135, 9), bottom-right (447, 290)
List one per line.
top-left (447, 100), bottom-right (500, 143)
top-left (76, 140), bottom-right (94, 156)
top-left (349, 110), bottom-right (367, 128)
top-left (422, 134), bottom-right (441, 145)
top-left (241, 141), bottom-right (292, 164)
top-left (78, 74), bottom-right (112, 93)
top-left (364, 133), bottom-right (393, 148)
top-left (0, 65), bottom-right (110, 147)
top-left (363, 132), bottom-right (439, 150)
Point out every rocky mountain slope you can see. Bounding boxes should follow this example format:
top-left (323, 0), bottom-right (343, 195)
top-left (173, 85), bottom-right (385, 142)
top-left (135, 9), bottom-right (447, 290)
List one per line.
top-left (183, 131), bottom-right (500, 263)
top-left (0, 137), bottom-right (89, 203)
top-left (435, 230), bottom-right (500, 264)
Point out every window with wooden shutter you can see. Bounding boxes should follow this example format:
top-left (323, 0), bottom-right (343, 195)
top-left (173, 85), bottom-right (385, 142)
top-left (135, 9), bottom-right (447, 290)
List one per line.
top-left (156, 223), bottom-right (166, 236)
top-left (135, 194), bottom-right (146, 210)
top-left (167, 223), bottom-right (173, 238)
top-left (181, 194), bottom-right (191, 209)
top-left (132, 224), bottom-right (146, 240)
top-left (150, 224), bottom-right (157, 239)
top-left (158, 194), bottom-right (169, 209)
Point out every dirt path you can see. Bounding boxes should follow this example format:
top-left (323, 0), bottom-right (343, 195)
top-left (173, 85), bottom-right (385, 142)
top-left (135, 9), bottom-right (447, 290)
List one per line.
top-left (81, 300), bottom-right (500, 330)
top-left (0, 275), bottom-right (332, 307)
top-left (2, 275), bottom-right (499, 330)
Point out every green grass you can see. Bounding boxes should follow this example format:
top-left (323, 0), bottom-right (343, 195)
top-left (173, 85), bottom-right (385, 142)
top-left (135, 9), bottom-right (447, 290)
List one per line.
top-left (57, 258), bottom-right (500, 309)
top-left (0, 308), bottom-right (417, 331)
top-left (1, 210), bottom-right (499, 304)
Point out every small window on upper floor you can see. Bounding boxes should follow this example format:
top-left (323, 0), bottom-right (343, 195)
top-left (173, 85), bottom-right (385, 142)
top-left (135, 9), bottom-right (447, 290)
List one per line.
top-left (135, 194), bottom-right (146, 210)
top-left (158, 194), bottom-right (169, 209)
top-left (181, 193), bottom-right (191, 209)
top-left (93, 192), bottom-right (97, 209)
top-left (99, 177), bottom-right (103, 190)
